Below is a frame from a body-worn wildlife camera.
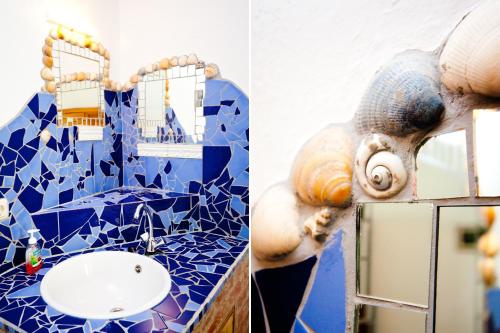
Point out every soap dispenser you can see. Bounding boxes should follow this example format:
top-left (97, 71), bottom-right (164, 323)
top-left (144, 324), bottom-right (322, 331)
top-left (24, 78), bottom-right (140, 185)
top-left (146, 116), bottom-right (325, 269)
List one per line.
top-left (25, 229), bottom-right (43, 275)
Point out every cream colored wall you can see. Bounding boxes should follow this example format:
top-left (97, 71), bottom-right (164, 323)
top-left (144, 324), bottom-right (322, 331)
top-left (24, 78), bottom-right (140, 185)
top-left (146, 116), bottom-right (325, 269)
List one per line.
top-left (251, 0), bottom-right (481, 204)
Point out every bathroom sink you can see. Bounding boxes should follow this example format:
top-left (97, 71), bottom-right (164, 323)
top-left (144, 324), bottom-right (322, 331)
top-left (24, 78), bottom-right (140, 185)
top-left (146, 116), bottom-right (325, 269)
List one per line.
top-left (40, 251), bottom-right (171, 319)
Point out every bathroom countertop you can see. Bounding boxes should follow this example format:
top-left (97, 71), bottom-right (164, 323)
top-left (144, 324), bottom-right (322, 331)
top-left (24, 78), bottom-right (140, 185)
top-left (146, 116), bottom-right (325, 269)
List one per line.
top-left (0, 231), bottom-right (248, 333)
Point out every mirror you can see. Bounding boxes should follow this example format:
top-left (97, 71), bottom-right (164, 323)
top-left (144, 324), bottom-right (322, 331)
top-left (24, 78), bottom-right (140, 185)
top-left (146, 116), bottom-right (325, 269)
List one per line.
top-left (137, 65), bottom-right (205, 144)
top-left (355, 304), bottom-right (426, 333)
top-left (53, 39), bottom-right (104, 127)
top-left (474, 109), bottom-right (500, 197)
top-left (436, 206), bottom-right (500, 333)
top-left (416, 130), bottom-right (469, 199)
top-left (357, 203), bottom-right (433, 305)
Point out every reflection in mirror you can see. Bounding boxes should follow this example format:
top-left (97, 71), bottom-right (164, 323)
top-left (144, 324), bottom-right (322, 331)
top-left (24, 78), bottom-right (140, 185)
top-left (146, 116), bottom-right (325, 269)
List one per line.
top-left (355, 304), bottom-right (426, 333)
top-left (54, 39), bottom-right (104, 127)
top-left (137, 65), bottom-right (205, 144)
top-left (358, 203), bottom-right (432, 305)
top-left (436, 206), bottom-right (500, 333)
top-left (474, 109), bottom-right (500, 197)
top-left (416, 130), bottom-right (469, 199)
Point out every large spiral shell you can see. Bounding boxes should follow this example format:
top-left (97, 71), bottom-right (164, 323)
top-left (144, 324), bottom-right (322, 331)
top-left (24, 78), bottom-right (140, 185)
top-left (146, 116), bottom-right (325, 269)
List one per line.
top-left (355, 50), bottom-right (444, 136)
top-left (291, 126), bottom-right (353, 207)
top-left (355, 133), bottom-right (408, 198)
top-left (251, 183), bottom-right (303, 260)
top-left (439, 1), bottom-right (500, 97)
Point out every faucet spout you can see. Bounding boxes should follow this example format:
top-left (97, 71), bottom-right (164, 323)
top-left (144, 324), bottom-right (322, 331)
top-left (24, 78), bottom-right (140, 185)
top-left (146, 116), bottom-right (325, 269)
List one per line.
top-left (133, 203), bottom-right (158, 253)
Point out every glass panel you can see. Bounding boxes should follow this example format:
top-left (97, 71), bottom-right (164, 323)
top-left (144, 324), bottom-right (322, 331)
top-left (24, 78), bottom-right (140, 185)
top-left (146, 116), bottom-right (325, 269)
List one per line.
top-left (138, 66), bottom-right (203, 144)
top-left (416, 130), bottom-right (469, 199)
top-left (474, 109), bottom-right (500, 196)
top-left (355, 304), bottom-right (426, 333)
top-left (358, 203), bottom-right (433, 305)
top-left (436, 206), bottom-right (497, 333)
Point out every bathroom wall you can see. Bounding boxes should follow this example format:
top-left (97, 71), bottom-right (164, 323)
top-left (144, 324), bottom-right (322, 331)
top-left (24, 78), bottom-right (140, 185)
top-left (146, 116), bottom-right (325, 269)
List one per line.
top-left (251, 0), bottom-right (480, 204)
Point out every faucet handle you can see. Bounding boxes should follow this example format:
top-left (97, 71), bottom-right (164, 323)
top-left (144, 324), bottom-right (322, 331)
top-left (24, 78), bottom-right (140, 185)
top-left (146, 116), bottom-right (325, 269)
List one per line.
top-left (156, 238), bottom-right (165, 247)
top-left (140, 232), bottom-right (149, 242)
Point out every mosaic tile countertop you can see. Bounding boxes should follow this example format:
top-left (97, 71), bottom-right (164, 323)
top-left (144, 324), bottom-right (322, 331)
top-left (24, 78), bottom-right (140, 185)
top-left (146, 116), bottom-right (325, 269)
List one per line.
top-left (34, 187), bottom-right (192, 213)
top-left (0, 231), bottom-right (248, 333)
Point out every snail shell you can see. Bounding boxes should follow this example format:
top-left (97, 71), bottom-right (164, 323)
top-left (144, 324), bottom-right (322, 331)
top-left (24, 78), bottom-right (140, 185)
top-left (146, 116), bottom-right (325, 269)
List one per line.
top-left (355, 50), bottom-right (444, 136)
top-left (291, 126), bottom-right (353, 207)
top-left (205, 63), bottom-right (220, 79)
top-left (251, 183), bottom-right (303, 260)
top-left (440, 1), bottom-right (500, 96)
top-left (355, 133), bottom-right (408, 198)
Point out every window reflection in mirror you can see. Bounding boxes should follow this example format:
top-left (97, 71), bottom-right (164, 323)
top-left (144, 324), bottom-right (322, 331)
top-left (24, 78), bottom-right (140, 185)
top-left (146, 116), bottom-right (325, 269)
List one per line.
top-left (355, 304), bottom-right (426, 333)
top-left (474, 109), bottom-right (500, 197)
top-left (55, 40), bottom-right (103, 127)
top-left (137, 65), bottom-right (205, 144)
top-left (436, 206), bottom-right (500, 333)
top-left (357, 203), bottom-right (433, 306)
top-left (416, 130), bottom-right (469, 199)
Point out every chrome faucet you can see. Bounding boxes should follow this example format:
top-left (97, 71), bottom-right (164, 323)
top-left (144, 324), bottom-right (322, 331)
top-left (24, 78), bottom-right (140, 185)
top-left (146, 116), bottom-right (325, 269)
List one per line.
top-left (133, 203), bottom-right (163, 253)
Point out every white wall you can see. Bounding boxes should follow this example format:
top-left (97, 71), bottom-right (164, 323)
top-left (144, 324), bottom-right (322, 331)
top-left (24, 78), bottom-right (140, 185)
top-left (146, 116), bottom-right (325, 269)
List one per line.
top-left (0, 0), bottom-right (120, 127)
top-left (117, 0), bottom-right (249, 93)
top-left (251, 0), bottom-right (480, 204)
top-left (0, 0), bottom-right (248, 127)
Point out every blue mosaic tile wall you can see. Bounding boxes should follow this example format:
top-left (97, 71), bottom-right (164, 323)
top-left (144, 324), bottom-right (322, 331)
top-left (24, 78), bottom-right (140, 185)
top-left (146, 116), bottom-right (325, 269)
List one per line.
top-left (121, 80), bottom-right (249, 239)
top-left (0, 92), bottom-right (123, 274)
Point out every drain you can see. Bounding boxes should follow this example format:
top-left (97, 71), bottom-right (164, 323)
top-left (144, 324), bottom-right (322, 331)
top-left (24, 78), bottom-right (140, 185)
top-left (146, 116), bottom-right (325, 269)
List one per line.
top-left (110, 307), bottom-right (124, 313)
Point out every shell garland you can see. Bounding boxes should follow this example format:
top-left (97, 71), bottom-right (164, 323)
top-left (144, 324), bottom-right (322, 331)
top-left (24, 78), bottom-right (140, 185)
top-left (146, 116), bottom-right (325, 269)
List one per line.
top-left (355, 133), bottom-right (408, 198)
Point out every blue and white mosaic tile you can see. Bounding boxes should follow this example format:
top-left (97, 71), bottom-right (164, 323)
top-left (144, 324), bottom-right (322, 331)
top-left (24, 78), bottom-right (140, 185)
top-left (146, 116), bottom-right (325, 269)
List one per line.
top-left (0, 232), bottom-right (248, 333)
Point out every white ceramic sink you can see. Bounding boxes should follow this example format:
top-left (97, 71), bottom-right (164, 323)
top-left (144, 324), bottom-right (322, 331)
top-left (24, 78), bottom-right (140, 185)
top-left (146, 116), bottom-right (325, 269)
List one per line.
top-left (40, 251), bottom-right (171, 319)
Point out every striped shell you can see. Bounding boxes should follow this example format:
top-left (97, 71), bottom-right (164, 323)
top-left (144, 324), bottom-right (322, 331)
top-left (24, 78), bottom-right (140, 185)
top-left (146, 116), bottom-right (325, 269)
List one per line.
top-left (291, 126), bottom-right (353, 207)
top-left (440, 1), bottom-right (500, 96)
top-left (355, 50), bottom-right (444, 136)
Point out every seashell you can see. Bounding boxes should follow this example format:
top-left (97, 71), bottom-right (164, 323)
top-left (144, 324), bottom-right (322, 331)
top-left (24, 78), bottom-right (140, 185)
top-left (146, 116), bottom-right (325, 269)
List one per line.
top-left (40, 85), bottom-right (47, 92)
top-left (42, 45), bottom-right (52, 57)
top-left (111, 81), bottom-right (118, 91)
top-left (169, 56), bottom-right (178, 66)
top-left (178, 55), bottom-right (188, 66)
top-left (77, 72), bottom-right (86, 81)
top-left (291, 126), bottom-right (353, 207)
top-left (115, 83), bottom-right (122, 91)
top-left (124, 82), bottom-right (133, 91)
top-left (439, 1), bottom-right (500, 96)
top-left (39, 129), bottom-right (51, 144)
top-left (103, 68), bottom-right (109, 78)
top-left (145, 64), bottom-right (154, 73)
top-left (481, 207), bottom-right (496, 227)
top-left (40, 67), bottom-right (54, 81)
top-left (205, 63), bottom-right (220, 79)
top-left (478, 232), bottom-right (499, 257)
top-left (159, 58), bottom-right (170, 69)
top-left (70, 72), bottom-right (78, 81)
top-left (43, 55), bottom-right (53, 68)
top-left (85, 72), bottom-right (91, 80)
top-left (90, 42), bottom-right (99, 52)
top-left (98, 43), bottom-right (105, 56)
top-left (60, 75), bottom-right (67, 83)
top-left (251, 183), bottom-right (303, 260)
top-left (355, 50), bottom-right (444, 136)
top-left (104, 49), bottom-right (110, 60)
top-left (187, 53), bottom-right (198, 65)
top-left (354, 133), bottom-right (408, 198)
top-left (89, 73), bottom-right (97, 81)
top-left (103, 78), bottom-right (111, 89)
top-left (104, 60), bottom-right (110, 69)
top-left (138, 67), bottom-right (146, 76)
top-left (479, 257), bottom-right (496, 287)
top-left (45, 81), bottom-right (56, 94)
top-left (49, 27), bottom-right (58, 39)
top-left (153, 62), bottom-right (160, 71)
top-left (83, 37), bottom-right (92, 48)
top-left (304, 207), bottom-right (336, 240)
top-left (130, 74), bottom-right (139, 84)
top-left (45, 36), bottom-right (54, 47)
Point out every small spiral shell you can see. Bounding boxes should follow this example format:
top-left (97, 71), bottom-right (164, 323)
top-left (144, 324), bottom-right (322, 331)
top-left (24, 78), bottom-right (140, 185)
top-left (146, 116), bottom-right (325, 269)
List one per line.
top-left (291, 126), bottom-right (353, 207)
top-left (355, 134), bottom-right (408, 198)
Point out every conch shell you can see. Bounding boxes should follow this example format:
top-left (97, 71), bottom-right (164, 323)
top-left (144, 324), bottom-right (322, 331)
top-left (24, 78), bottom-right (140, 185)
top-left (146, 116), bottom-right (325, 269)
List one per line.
top-left (355, 133), bottom-right (407, 198)
top-left (251, 183), bottom-right (303, 260)
top-left (479, 257), bottom-right (496, 287)
top-left (440, 1), bottom-right (500, 96)
top-left (355, 50), bottom-right (444, 136)
top-left (291, 126), bottom-right (353, 207)
top-left (478, 232), bottom-right (499, 257)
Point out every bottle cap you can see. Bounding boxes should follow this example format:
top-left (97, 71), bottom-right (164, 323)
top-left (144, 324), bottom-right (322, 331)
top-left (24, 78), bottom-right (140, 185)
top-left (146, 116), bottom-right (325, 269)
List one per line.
top-left (27, 229), bottom-right (40, 245)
